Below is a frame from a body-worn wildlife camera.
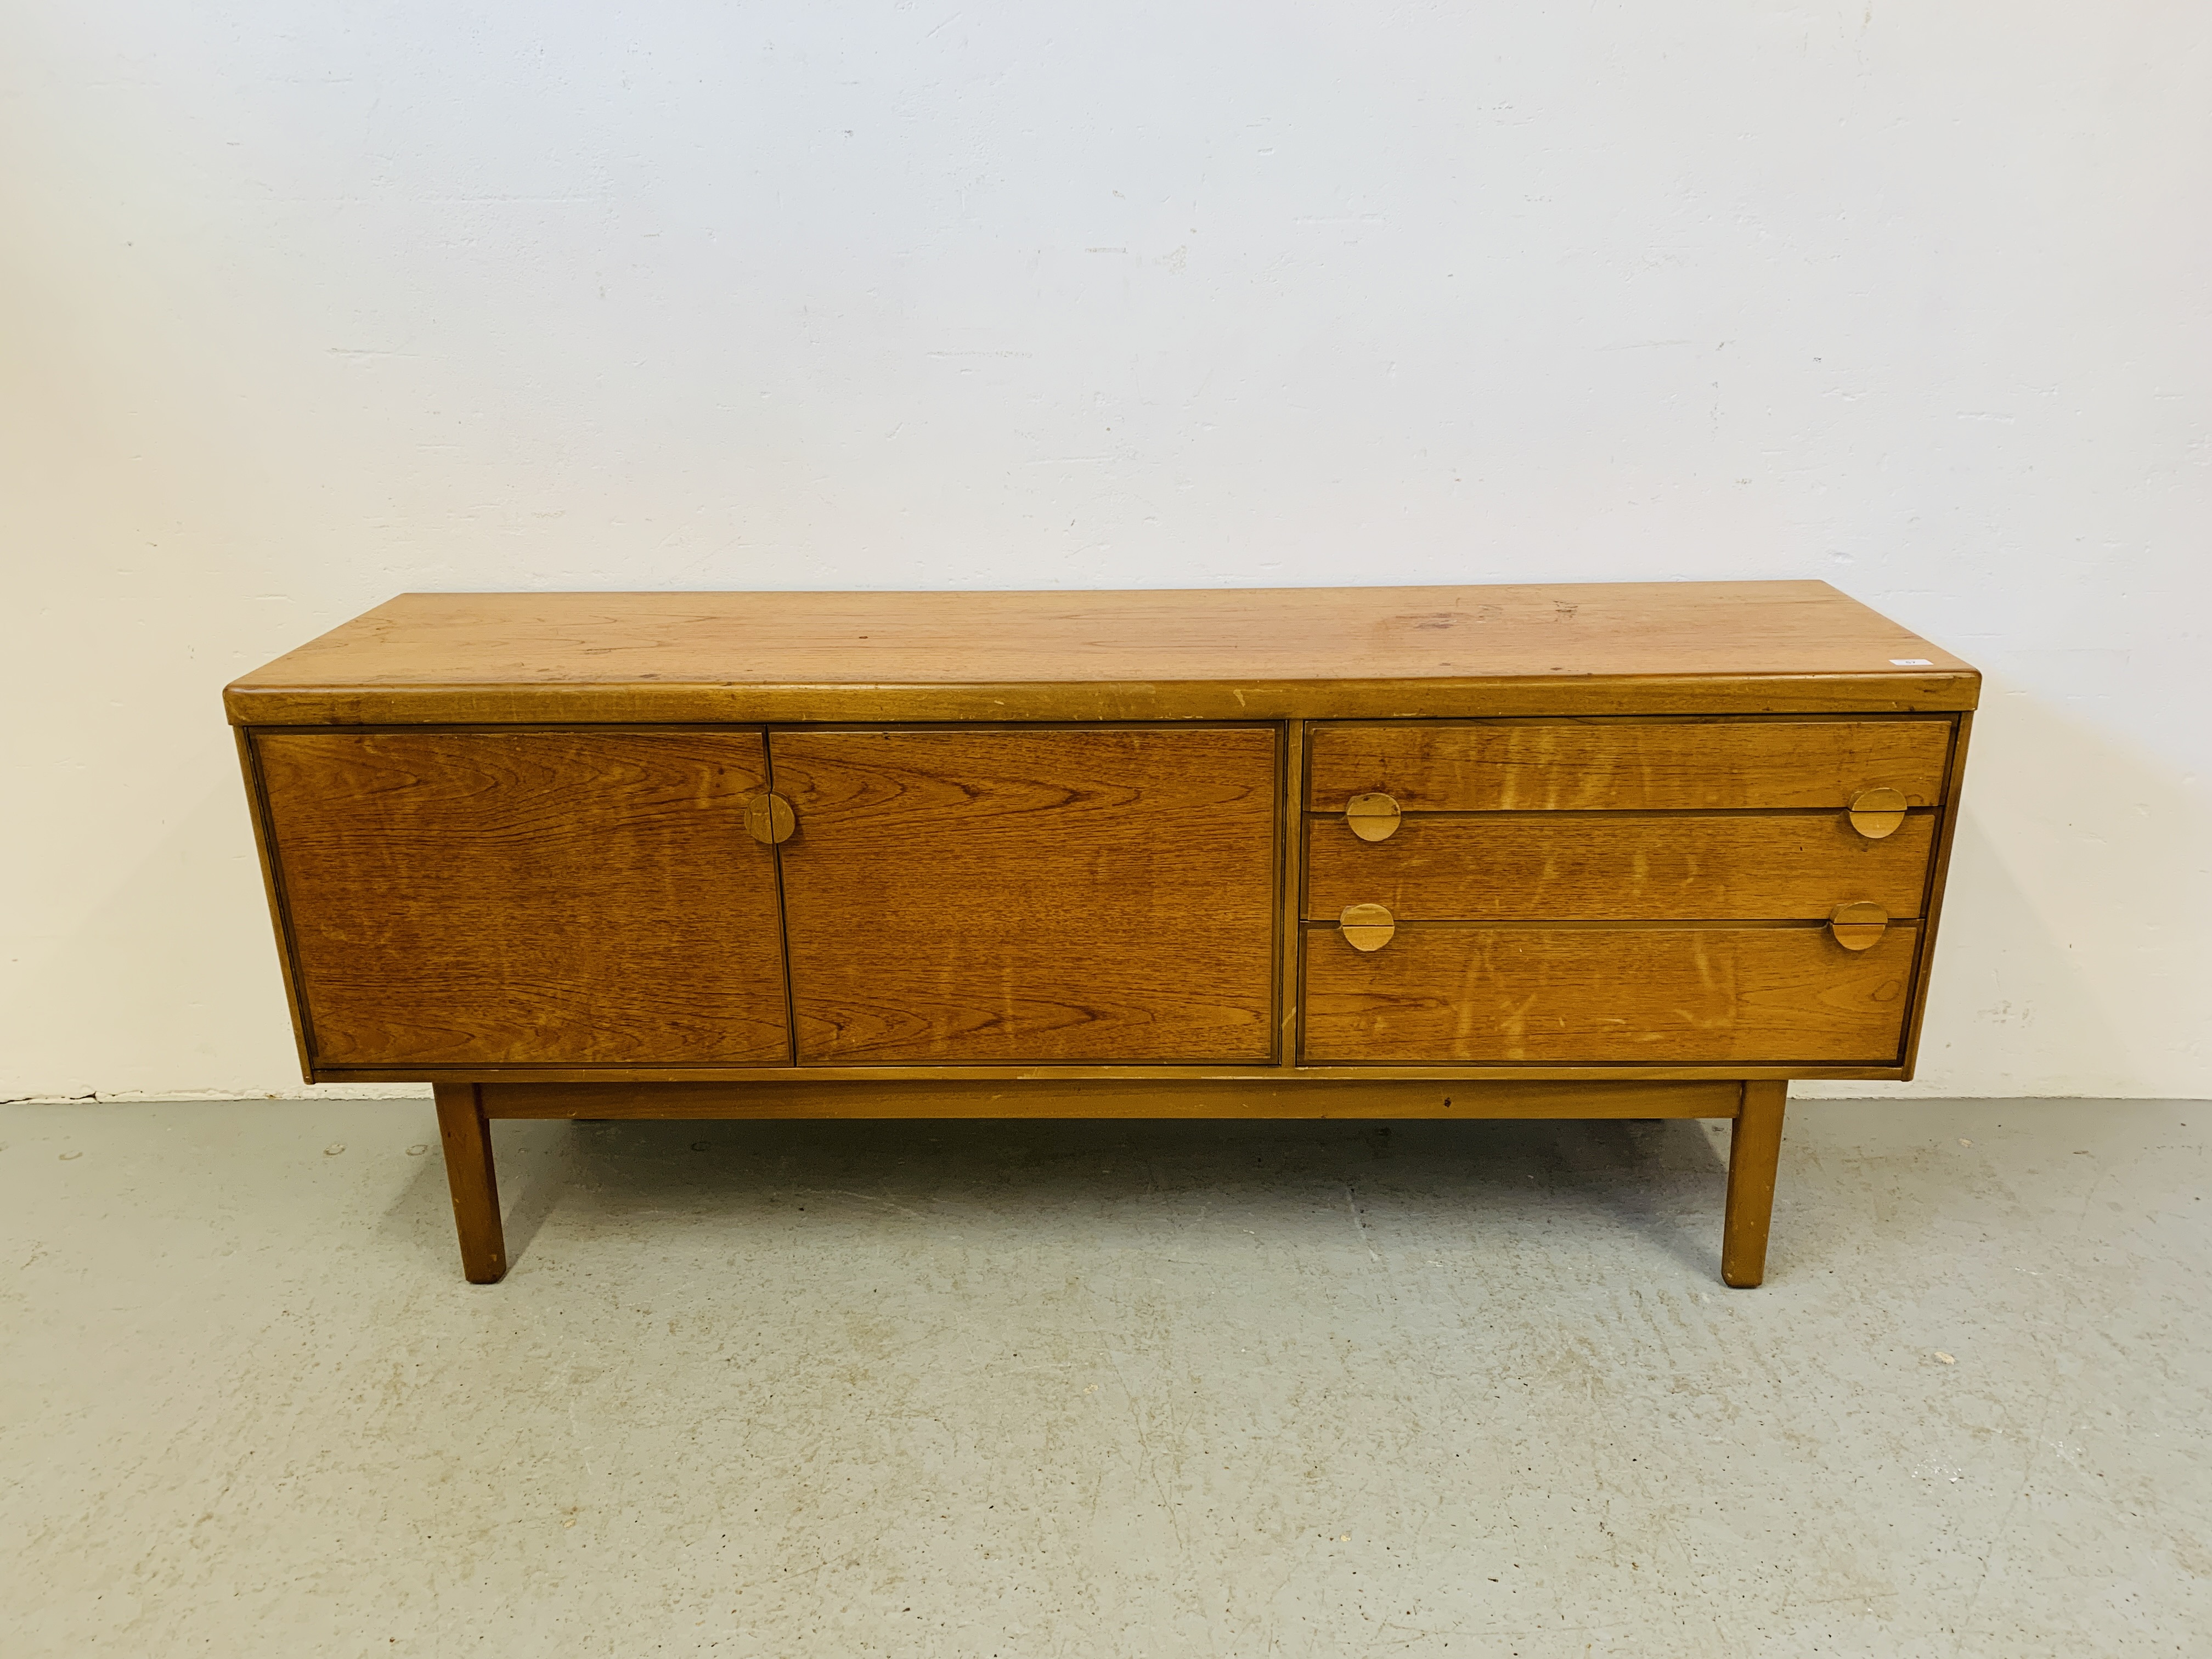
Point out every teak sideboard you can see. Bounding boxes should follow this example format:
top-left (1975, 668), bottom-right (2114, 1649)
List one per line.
top-left (225, 582), bottom-right (1977, 1286)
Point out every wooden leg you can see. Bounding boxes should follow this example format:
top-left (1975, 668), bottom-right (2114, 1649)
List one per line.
top-left (1721, 1080), bottom-right (1787, 1289)
top-left (433, 1081), bottom-right (508, 1283)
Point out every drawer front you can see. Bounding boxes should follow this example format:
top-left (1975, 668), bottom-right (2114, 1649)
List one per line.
top-left (1307, 718), bottom-right (1951, 812)
top-left (1306, 812), bottom-right (1936, 922)
top-left (1302, 924), bottom-right (1918, 1064)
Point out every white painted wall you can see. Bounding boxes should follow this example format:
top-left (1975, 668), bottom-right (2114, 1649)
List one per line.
top-left (4, 3), bottom-right (2207, 1101)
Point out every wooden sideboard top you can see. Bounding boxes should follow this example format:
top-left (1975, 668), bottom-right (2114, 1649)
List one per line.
top-left (224, 580), bottom-right (1977, 725)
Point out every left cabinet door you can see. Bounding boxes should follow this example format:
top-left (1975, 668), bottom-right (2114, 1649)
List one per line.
top-left (252, 730), bottom-right (791, 1070)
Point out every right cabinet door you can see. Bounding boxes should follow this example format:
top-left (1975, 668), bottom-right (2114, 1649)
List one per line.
top-left (774, 726), bottom-right (1279, 1064)
top-left (1300, 716), bottom-right (1955, 1065)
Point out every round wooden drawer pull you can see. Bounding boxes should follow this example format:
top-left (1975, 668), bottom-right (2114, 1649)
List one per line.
top-left (1339, 902), bottom-right (1396, 952)
top-left (744, 792), bottom-right (797, 845)
top-left (1847, 787), bottom-right (1910, 839)
top-left (1828, 901), bottom-right (1889, 951)
top-left (1345, 793), bottom-right (1402, 842)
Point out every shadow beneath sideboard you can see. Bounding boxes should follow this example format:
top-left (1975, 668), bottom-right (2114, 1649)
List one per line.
top-left (459, 1113), bottom-right (1741, 1283)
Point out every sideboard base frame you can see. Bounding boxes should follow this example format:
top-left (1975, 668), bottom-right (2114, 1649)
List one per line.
top-left (431, 1078), bottom-right (1787, 1290)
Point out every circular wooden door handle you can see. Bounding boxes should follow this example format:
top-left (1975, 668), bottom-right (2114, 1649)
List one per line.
top-left (1827, 901), bottom-right (1889, 950)
top-left (1339, 903), bottom-right (1396, 951)
top-left (1847, 788), bottom-right (1909, 839)
top-left (1345, 793), bottom-right (1402, 842)
top-left (744, 792), bottom-right (796, 845)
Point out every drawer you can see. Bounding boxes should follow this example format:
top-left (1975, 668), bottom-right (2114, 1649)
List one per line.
top-left (1301, 923), bottom-right (1918, 1064)
top-left (1305, 811), bottom-right (1936, 921)
top-left (1307, 718), bottom-right (1951, 812)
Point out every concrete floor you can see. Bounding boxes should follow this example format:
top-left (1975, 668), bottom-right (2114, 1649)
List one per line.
top-left (2, 1097), bottom-right (2206, 1657)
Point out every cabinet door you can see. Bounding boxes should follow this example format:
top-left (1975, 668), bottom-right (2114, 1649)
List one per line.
top-left (773, 727), bottom-right (1278, 1064)
top-left (256, 730), bottom-right (789, 1068)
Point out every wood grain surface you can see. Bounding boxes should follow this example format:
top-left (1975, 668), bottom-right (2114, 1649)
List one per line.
top-left (1276, 719), bottom-right (1308, 1064)
top-left (476, 1076), bottom-right (1743, 1120)
top-left (1308, 717), bottom-right (1955, 811)
top-left (433, 1082), bottom-right (507, 1282)
top-left (773, 726), bottom-right (1278, 1063)
top-left (1723, 1081), bottom-right (1789, 1288)
top-left (311, 1060), bottom-right (1908, 1084)
top-left (1301, 923), bottom-right (1920, 1063)
top-left (1901, 711), bottom-right (1974, 1079)
top-left (258, 730), bottom-right (791, 1066)
top-left (1305, 811), bottom-right (1938, 921)
top-left (235, 729), bottom-right (315, 1081)
top-left (222, 583), bottom-right (1980, 725)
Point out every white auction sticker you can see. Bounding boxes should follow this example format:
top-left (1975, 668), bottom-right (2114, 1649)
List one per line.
top-left (1889, 658), bottom-right (1933, 666)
